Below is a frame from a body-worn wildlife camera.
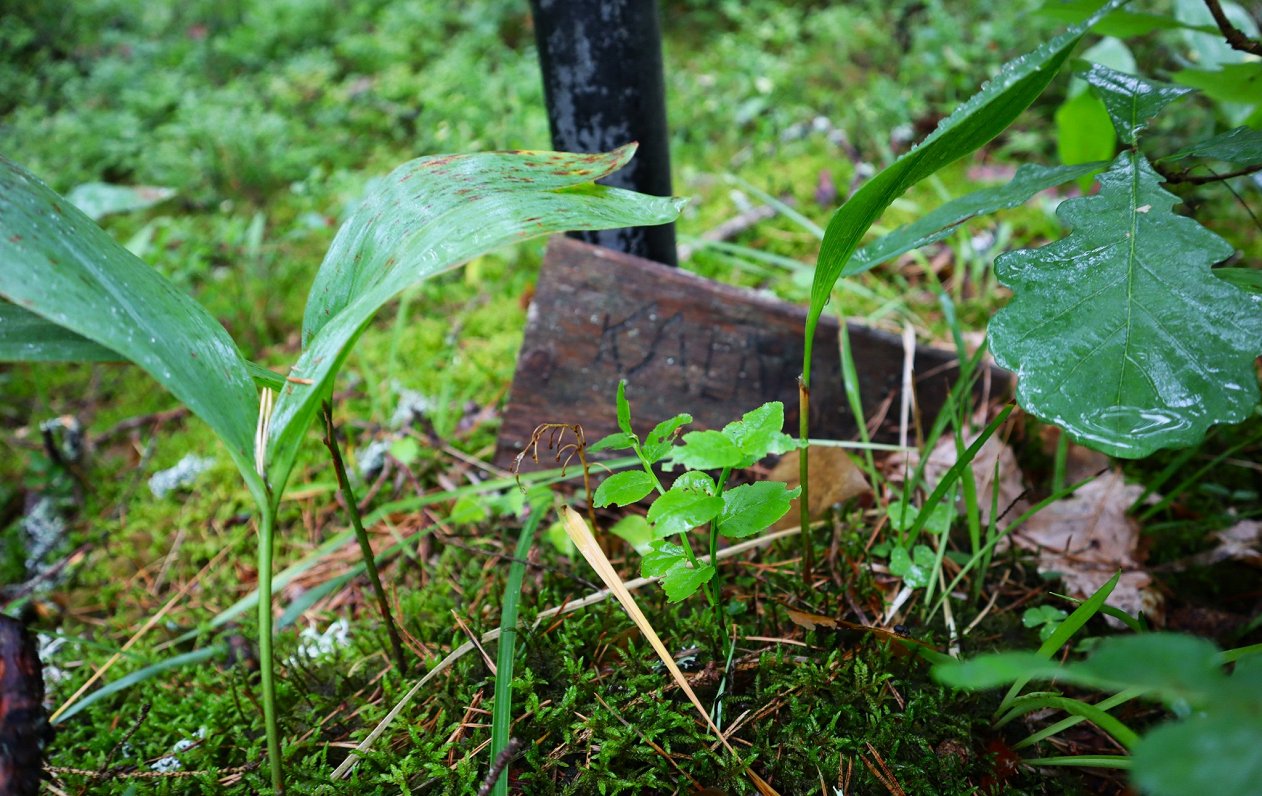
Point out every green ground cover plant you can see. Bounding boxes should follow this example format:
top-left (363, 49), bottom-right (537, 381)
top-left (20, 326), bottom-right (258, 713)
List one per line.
top-left (2, 0), bottom-right (1260, 793)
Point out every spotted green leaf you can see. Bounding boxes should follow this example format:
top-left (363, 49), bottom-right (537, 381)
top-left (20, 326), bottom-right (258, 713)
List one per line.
top-left (265, 146), bottom-right (684, 493)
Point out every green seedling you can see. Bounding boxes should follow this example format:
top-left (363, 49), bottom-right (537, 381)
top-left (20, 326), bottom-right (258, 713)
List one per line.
top-left (589, 382), bottom-right (801, 619)
top-left (1022, 605), bottom-right (1069, 643)
top-left (0, 146), bottom-right (681, 791)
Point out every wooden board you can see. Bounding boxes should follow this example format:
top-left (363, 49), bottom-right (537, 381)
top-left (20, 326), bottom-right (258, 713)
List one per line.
top-left (495, 237), bottom-right (1009, 469)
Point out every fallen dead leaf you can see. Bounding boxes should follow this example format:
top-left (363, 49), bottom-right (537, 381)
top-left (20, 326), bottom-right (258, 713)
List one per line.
top-left (769, 446), bottom-right (869, 530)
top-left (885, 419), bottom-right (1028, 532)
top-left (1015, 471), bottom-right (1162, 624)
top-left (1164, 520), bottom-right (1262, 571)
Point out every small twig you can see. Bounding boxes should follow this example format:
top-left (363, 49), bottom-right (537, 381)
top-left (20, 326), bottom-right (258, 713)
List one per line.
top-left (677, 204), bottom-right (777, 261)
top-left (321, 401), bottom-right (410, 676)
top-left (475, 737), bottom-right (520, 796)
top-left (1158, 162), bottom-right (1262, 186)
top-left (1202, 0), bottom-right (1262, 56)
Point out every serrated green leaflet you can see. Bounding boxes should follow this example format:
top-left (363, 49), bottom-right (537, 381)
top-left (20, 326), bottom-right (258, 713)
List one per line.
top-left (588, 431), bottom-right (637, 453)
top-left (641, 541), bottom-right (715, 602)
top-left (266, 146), bottom-right (684, 493)
top-left (720, 401), bottom-right (797, 466)
top-left (989, 150), bottom-right (1262, 458)
top-left (0, 157), bottom-right (263, 494)
top-left (670, 430), bottom-right (744, 470)
top-left (1162, 126), bottom-right (1262, 165)
top-left (641, 412), bottom-right (691, 463)
top-left (647, 488), bottom-right (724, 538)
top-left (615, 379), bottom-right (633, 435)
top-left (718, 482), bottom-right (801, 539)
top-left (1082, 64), bottom-right (1193, 145)
top-left (593, 471), bottom-right (656, 508)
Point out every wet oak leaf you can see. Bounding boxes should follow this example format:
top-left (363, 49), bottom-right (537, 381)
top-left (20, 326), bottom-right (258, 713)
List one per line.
top-left (989, 150), bottom-right (1262, 458)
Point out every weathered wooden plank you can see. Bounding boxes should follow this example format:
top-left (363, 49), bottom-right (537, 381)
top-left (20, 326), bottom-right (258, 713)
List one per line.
top-left (495, 237), bottom-right (1008, 469)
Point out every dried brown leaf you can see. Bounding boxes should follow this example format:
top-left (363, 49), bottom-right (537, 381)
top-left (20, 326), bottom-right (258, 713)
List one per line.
top-left (1015, 471), bottom-right (1161, 622)
top-left (769, 446), bottom-right (868, 530)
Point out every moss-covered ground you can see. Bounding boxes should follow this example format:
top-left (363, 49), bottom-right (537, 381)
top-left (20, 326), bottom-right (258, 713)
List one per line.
top-left (2, 1), bottom-right (1259, 793)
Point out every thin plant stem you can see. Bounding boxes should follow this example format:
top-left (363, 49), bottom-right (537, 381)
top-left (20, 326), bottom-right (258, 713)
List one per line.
top-left (798, 373), bottom-right (814, 580)
top-left (257, 503), bottom-right (284, 793)
top-left (321, 402), bottom-right (409, 675)
top-left (488, 503), bottom-right (546, 796)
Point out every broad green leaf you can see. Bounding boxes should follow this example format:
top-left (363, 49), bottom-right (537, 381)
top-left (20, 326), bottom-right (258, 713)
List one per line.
top-left (890, 544), bottom-right (936, 588)
top-left (65, 182), bottom-right (175, 221)
top-left (1039, 0), bottom-right (1220, 37)
top-left (669, 430), bottom-right (744, 470)
top-left (609, 514), bottom-right (654, 555)
top-left (0, 301), bottom-right (288, 390)
top-left (588, 431), bottom-right (637, 453)
top-left (593, 471), bottom-right (656, 507)
top-left (1055, 94), bottom-right (1114, 188)
top-left (934, 652), bottom-right (1062, 689)
top-left (717, 481), bottom-right (801, 539)
top-left (806, 0), bottom-right (1124, 348)
top-left (265, 146), bottom-right (684, 494)
top-left (647, 487), bottom-right (724, 538)
top-left (1216, 268), bottom-right (1262, 295)
top-left (1173, 64), bottom-right (1262, 106)
top-left (1083, 64), bottom-right (1193, 145)
top-left (615, 379), bottom-right (633, 435)
top-left (1162, 126), bottom-right (1262, 165)
top-left (1132, 710), bottom-right (1262, 796)
top-left (720, 402), bottom-right (798, 466)
top-left (1072, 634), bottom-right (1225, 703)
top-left (641, 540), bottom-right (716, 602)
top-left (1174, 0), bottom-right (1260, 126)
top-left (851, 162), bottom-right (1104, 275)
top-left (641, 413), bottom-right (692, 463)
top-left (989, 150), bottom-right (1262, 458)
top-left (0, 158), bottom-right (261, 491)
top-left (0, 301), bottom-right (121, 362)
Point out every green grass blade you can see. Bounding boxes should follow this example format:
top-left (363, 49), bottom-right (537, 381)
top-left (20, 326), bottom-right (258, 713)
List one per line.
top-left (264, 146), bottom-right (683, 494)
top-left (0, 158), bottom-right (261, 489)
top-left (489, 503), bottom-right (547, 796)
top-left (1014, 687), bottom-right (1144, 750)
top-left (53, 646), bottom-right (221, 724)
top-left (848, 162), bottom-right (1104, 275)
top-left (996, 693), bottom-right (1140, 749)
top-left (996, 570), bottom-right (1120, 718)
top-left (806, 0), bottom-right (1126, 352)
top-left (1023, 754), bottom-right (1131, 768)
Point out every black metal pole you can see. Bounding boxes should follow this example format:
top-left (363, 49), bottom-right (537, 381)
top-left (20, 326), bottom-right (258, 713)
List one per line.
top-left (529, 0), bottom-right (678, 266)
